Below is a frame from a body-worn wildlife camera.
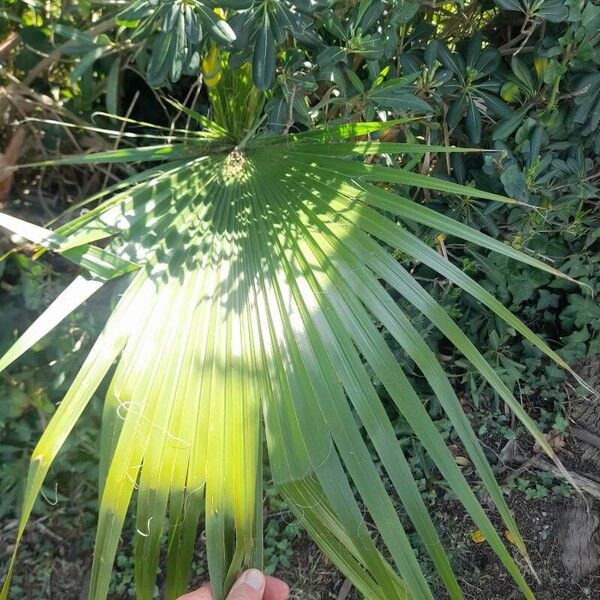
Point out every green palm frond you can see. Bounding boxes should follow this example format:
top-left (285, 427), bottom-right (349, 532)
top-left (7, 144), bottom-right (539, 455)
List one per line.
top-left (0, 120), bottom-right (583, 600)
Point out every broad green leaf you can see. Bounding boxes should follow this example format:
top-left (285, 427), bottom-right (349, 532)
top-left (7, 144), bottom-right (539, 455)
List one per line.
top-left (536, 0), bottom-right (569, 22)
top-left (71, 46), bottom-right (107, 83)
top-left (346, 68), bottom-right (365, 94)
top-left (253, 14), bottom-right (275, 91)
top-left (148, 30), bottom-right (177, 86)
top-left (493, 0), bottom-right (523, 11)
top-left (196, 5), bottom-right (236, 44)
top-left (465, 95), bottom-right (482, 144)
top-left (511, 56), bottom-right (534, 91)
top-left (447, 93), bottom-right (467, 128)
top-left (493, 107), bottom-right (528, 141)
top-left (105, 57), bottom-right (121, 116)
top-left (369, 86), bottom-right (432, 113)
top-left (477, 90), bottom-right (513, 119)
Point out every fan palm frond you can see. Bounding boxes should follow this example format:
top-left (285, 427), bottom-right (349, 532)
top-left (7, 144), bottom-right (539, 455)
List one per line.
top-left (0, 120), bottom-right (583, 600)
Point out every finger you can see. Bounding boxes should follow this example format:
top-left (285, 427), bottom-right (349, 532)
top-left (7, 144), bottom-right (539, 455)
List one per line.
top-left (226, 569), bottom-right (266, 600)
top-left (264, 576), bottom-right (290, 600)
top-left (177, 582), bottom-right (213, 600)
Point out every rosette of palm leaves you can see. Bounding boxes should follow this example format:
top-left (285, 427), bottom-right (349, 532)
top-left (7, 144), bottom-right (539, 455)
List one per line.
top-left (0, 77), bottom-right (586, 600)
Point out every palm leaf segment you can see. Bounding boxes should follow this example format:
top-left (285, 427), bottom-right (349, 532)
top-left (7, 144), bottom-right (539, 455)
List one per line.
top-left (0, 121), bottom-right (579, 600)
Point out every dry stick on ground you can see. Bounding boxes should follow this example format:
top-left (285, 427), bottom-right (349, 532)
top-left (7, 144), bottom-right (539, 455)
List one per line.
top-left (503, 430), bottom-right (571, 485)
top-left (571, 426), bottom-right (600, 452)
top-left (337, 578), bottom-right (353, 600)
top-left (535, 459), bottom-right (600, 500)
top-left (505, 445), bottom-right (600, 502)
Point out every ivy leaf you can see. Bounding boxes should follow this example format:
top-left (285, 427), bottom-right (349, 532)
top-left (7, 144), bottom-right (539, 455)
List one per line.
top-left (560, 295), bottom-right (600, 329)
top-left (508, 270), bottom-right (550, 306)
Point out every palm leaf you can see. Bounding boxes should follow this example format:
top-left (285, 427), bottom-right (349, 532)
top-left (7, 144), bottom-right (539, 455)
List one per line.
top-left (0, 126), bottom-right (579, 600)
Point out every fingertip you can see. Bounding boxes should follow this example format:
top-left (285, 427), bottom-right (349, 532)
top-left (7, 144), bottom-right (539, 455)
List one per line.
top-left (264, 575), bottom-right (290, 600)
top-left (227, 569), bottom-right (266, 599)
top-left (242, 568), bottom-right (266, 591)
top-left (177, 581), bottom-right (213, 600)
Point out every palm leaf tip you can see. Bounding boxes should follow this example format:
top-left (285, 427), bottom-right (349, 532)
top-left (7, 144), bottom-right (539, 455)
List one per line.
top-left (3, 130), bottom-right (580, 600)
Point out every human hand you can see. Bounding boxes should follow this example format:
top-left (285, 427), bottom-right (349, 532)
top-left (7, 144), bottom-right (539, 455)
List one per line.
top-left (178, 569), bottom-right (289, 600)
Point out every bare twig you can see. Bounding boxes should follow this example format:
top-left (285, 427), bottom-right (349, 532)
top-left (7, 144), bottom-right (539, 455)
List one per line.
top-left (441, 101), bottom-right (451, 176)
top-left (503, 430), bottom-right (565, 485)
top-left (0, 32), bottom-right (20, 58)
top-left (282, 84), bottom-right (298, 136)
top-left (102, 90), bottom-right (139, 188)
top-left (0, 127), bottom-right (25, 205)
top-left (184, 77), bottom-right (204, 136)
